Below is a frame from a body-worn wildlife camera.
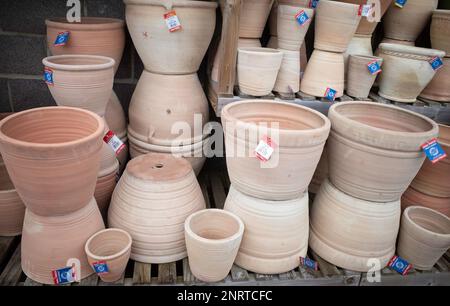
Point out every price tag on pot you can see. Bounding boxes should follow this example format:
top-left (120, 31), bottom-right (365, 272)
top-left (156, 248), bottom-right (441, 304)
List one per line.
top-left (300, 257), bottom-right (319, 271)
top-left (295, 10), bottom-right (310, 26)
top-left (358, 4), bottom-right (373, 17)
top-left (164, 10), bottom-right (182, 32)
top-left (421, 138), bottom-right (447, 164)
top-left (395, 0), bottom-right (407, 8)
top-left (388, 256), bottom-right (412, 275)
top-left (54, 31), bottom-right (70, 46)
top-left (324, 87), bottom-right (337, 101)
top-left (429, 57), bottom-right (444, 71)
top-left (309, 0), bottom-right (319, 9)
top-left (255, 135), bottom-right (277, 162)
top-left (52, 266), bottom-right (76, 285)
top-left (367, 60), bottom-right (382, 75)
top-left (104, 130), bottom-right (126, 156)
top-left (44, 67), bottom-right (54, 86)
top-left (93, 261), bottom-right (109, 275)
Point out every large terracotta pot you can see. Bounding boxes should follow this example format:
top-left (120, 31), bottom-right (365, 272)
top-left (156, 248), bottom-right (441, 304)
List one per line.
top-left (95, 162), bottom-right (119, 221)
top-left (185, 209), bottom-right (244, 282)
top-left (240, 0), bottom-right (274, 38)
top-left (420, 57), bottom-right (450, 102)
top-left (105, 92), bottom-right (127, 141)
top-left (22, 198), bottom-right (105, 284)
top-left (224, 185), bottom-right (309, 274)
top-left (0, 107), bottom-right (104, 216)
top-left (43, 55), bottom-right (115, 117)
top-left (431, 10), bottom-right (450, 54)
top-left (402, 187), bottom-right (450, 218)
top-left (314, 0), bottom-right (361, 53)
top-left (347, 55), bottom-right (383, 98)
top-left (124, 0), bottom-right (217, 74)
top-left (274, 49), bottom-right (300, 94)
top-left (221, 100), bottom-right (330, 200)
top-left (397, 206), bottom-right (450, 270)
top-left (300, 50), bottom-right (345, 98)
top-left (328, 102), bottom-right (439, 202)
top-left (384, 0), bottom-right (439, 42)
top-left (310, 179), bottom-right (400, 272)
top-left (377, 44), bottom-right (446, 103)
top-left (85, 228), bottom-right (132, 283)
top-left (277, 5), bottom-right (314, 51)
top-left (308, 145), bottom-right (328, 194)
top-left (108, 153), bottom-right (205, 263)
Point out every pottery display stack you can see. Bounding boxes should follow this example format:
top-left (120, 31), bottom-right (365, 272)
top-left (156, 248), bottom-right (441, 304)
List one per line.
top-left (125, 0), bottom-right (217, 175)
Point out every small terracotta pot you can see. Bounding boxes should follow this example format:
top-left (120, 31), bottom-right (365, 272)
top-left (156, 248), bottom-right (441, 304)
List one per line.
top-left (343, 34), bottom-right (373, 71)
top-left (274, 49), bottom-right (300, 94)
top-left (185, 209), bottom-right (244, 282)
top-left (0, 107), bottom-right (105, 216)
top-left (347, 55), bottom-right (383, 98)
top-left (431, 10), bottom-right (450, 54)
top-left (402, 187), bottom-right (450, 218)
top-left (105, 92), bottom-right (127, 141)
top-left (95, 163), bottom-right (119, 221)
top-left (85, 228), bottom-right (132, 283)
top-left (420, 57), bottom-right (450, 102)
top-left (397, 206), bottom-right (450, 270)
top-left (240, 0), bottom-right (274, 38)
top-left (308, 145), bottom-right (328, 194)
top-left (277, 5), bottom-right (314, 51)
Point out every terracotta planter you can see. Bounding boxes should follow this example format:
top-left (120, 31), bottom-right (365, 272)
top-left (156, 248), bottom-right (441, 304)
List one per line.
top-left (221, 100), bottom-right (330, 200)
top-left (43, 55), bottom-right (115, 117)
top-left (240, 0), bottom-right (274, 38)
top-left (377, 44), bottom-right (446, 103)
top-left (420, 57), bottom-right (450, 102)
top-left (328, 102), bottom-right (439, 202)
top-left (343, 34), bottom-right (373, 69)
top-left (105, 92), bottom-right (127, 140)
top-left (0, 107), bottom-right (104, 216)
top-left (85, 228), bottom-right (132, 283)
top-left (379, 38), bottom-right (415, 46)
top-left (397, 206), bottom-right (450, 270)
top-left (277, 5), bottom-right (314, 51)
top-left (95, 163), bottom-right (119, 221)
top-left (431, 10), bottom-right (450, 54)
top-left (347, 55), bottom-right (383, 98)
top-left (310, 179), bottom-right (400, 272)
top-left (267, 36), bottom-right (278, 49)
top-left (278, 0), bottom-right (310, 6)
top-left (402, 187), bottom-right (450, 218)
top-left (185, 209), bottom-right (244, 282)
top-left (124, 0), bottom-right (217, 74)
top-left (21, 198), bottom-right (105, 284)
top-left (308, 145), bottom-right (328, 194)
top-left (108, 153), bottom-right (206, 263)
top-left (224, 185), bottom-right (309, 274)
top-left (300, 50), bottom-right (345, 98)
top-left (314, 0), bottom-right (361, 53)
top-left (274, 49), bottom-right (300, 94)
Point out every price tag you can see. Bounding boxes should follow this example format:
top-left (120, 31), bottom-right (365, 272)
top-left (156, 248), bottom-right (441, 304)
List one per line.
top-left (309, 0), bottom-right (319, 9)
top-left (54, 31), bottom-right (70, 46)
top-left (388, 256), bottom-right (412, 275)
top-left (429, 57), bottom-right (444, 71)
top-left (255, 136), bottom-right (277, 162)
top-left (44, 67), bottom-right (54, 86)
top-left (422, 138), bottom-right (447, 164)
top-left (164, 10), bottom-right (182, 32)
top-left (93, 261), bottom-right (109, 275)
top-left (103, 130), bottom-right (126, 155)
top-left (395, 0), bottom-right (407, 8)
top-left (295, 10), bottom-right (310, 26)
top-left (52, 266), bottom-right (76, 285)
top-left (324, 87), bottom-right (337, 101)
top-left (300, 257), bottom-right (319, 271)
top-left (358, 4), bottom-right (373, 17)
top-left (367, 60), bottom-right (382, 75)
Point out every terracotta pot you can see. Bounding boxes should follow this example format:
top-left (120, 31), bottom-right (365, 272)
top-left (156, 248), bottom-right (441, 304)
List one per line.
top-left (85, 228), bottom-right (132, 283)
top-left (221, 100), bottom-right (330, 200)
top-left (300, 42), bottom-right (308, 76)
top-left (237, 47), bottom-right (283, 96)
top-left (43, 55), bottom-right (115, 117)
top-left (347, 55), bottom-right (383, 98)
top-left (267, 36), bottom-right (278, 49)
top-left (397, 206), bottom-right (450, 270)
top-left (343, 34), bottom-right (373, 69)
top-left (124, 0), bottom-right (217, 74)
top-left (420, 57), bottom-right (450, 102)
top-left (377, 43), bottom-right (446, 103)
top-left (402, 187), bottom-right (450, 218)
top-left (274, 49), bottom-right (300, 94)
top-left (314, 0), bottom-right (362, 53)
top-left (95, 164), bottom-right (119, 221)
top-left (0, 107), bottom-right (105, 216)
top-left (240, 0), bottom-right (274, 38)
top-left (185, 209), bottom-right (244, 282)
top-left (22, 198), bottom-right (105, 284)
top-left (269, 1), bottom-right (278, 36)
top-left (128, 71), bottom-right (209, 146)
top-left (277, 5), bottom-right (314, 51)
top-left (431, 10), bottom-right (450, 54)
top-left (108, 153), bottom-right (206, 263)
top-left (105, 92), bottom-right (127, 140)
top-left (278, 0), bottom-right (310, 6)
top-left (310, 179), bottom-right (400, 272)
top-left (384, 0), bottom-right (439, 42)
top-left (300, 50), bottom-right (345, 98)
top-left (308, 145), bottom-right (328, 194)
top-left (328, 101), bottom-right (439, 202)
top-left (224, 185), bottom-right (309, 274)
top-left (379, 38), bottom-right (416, 46)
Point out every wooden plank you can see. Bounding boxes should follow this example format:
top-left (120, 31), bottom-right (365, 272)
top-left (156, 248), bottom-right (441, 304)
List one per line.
top-left (255, 274), bottom-right (277, 281)
top-left (0, 236), bottom-right (16, 269)
top-left (278, 270), bottom-right (298, 281)
top-left (132, 262), bottom-right (152, 285)
top-left (158, 263), bottom-right (177, 284)
top-left (0, 244), bottom-right (22, 286)
top-left (230, 265), bottom-right (249, 282)
top-left (342, 269), bottom-right (361, 286)
top-left (310, 250), bottom-right (342, 277)
top-left (75, 274), bottom-right (98, 286)
top-left (435, 258), bottom-right (449, 272)
top-left (182, 258), bottom-right (197, 284)
top-left (210, 175), bottom-right (227, 209)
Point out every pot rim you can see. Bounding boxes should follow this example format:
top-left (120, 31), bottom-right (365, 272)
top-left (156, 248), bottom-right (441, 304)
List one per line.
top-left (123, 0), bottom-right (218, 9)
top-left (85, 228), bottom-right (132, 261)
top-left (378, 43), bottom-right (446, 58)
top-left (238, 47), bottom-right (283, 56)
top-left (349, 54), bottom-right (383, 61)
top-left (128, 132), bottom-right (211, 152)
top-left (404, 206), bottom-right (450, 239)
top-left (45, 17), bottom-right (125, 30)
top-left (433, 9), bottom-right (450, 17)
top-left (43, 55), bottom-right (115, 71)
top-left (317, 0), bottom-right (361, 11)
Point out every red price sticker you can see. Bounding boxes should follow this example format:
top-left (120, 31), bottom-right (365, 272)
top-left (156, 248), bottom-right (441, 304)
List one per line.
top-left (164, 10), bottom-right (182, 32)
top-left (103, 130), bottom-right (126, 156)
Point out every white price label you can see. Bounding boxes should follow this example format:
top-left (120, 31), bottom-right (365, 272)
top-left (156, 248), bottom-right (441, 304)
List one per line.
top-left (255, 136), bottom-right (276, 162)
top-left (103, 131), bottom-right (126, 155)
top-left (164, 10), bottom-right (182, 32)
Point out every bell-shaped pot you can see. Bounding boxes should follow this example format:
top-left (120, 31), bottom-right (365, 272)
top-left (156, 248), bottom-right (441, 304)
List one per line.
top-left (402, 187), bottom-right (450, 218)
top-left (347, 55), bottom-right (383, 98)
top-left (274, 49), bottom-right (300, 94)
top-left (420, 57), bottom-right (450, 102)
top-left (328, 101), bottom-right (439, 202)
top-left (185, 209), bottom-right (244, 282)
top-left (431, 10), bottom-right (450, 54)
top-left (277, 5), bottom-right (314, 51)
top-left (240, 0), bottom-right (274, 38)
top-left (221, 100), bottom-right (330, 200)
top-left (0, 107), bottom-right (104, 216)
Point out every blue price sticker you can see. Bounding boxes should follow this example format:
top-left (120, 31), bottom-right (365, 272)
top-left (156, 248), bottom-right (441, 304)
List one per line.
top-left (54, 31), bottom-right (70, 46)
top-left (429, 56), bottom-right (444, 71)
top-left (367, 60), bottom-right (382, 75)
top-left (324, 87), bottom-right (337, 101)
top-left (52, 266), bottom-right (76, 285)
top-left (295, 10), bottom-right (310, 26)
top-left (309, 0), bottom-right (319, 9)
top-left (44, 68), bottom-right (54, 86)
top-left (93, 261), bottom-right (109, 274)
top-left (300, 257), bottom-right (319, 271)
top-left (395, 0), bottom-right (407, 8)
top-left (422, 138), bottom-right (447, 164)
top-left (388, 256), bottom-right (412, 275)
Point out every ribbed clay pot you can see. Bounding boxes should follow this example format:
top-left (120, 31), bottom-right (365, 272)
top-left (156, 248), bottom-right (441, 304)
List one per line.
top-left (124, 0), bottom-right (217, 74)
top-left (310, 179), bottom-right (400, 272)
top-left (240, 0), bottom-right (274, 38)
top-left (43, 55), bottom-right (115, 117)
top-left (431, 10), bottom-right (450, 54)
top-left (402, 187), bottom-right (450, 218)
top-left (384, 0), bottom-right (439, 42)
top-left (347, 55), bottom-right (383, 98)
top-left (343, 34), bottom-right (373, 69)
top-left (224, 185), bottom-right (309, 274)
top-left (277, 5), bottom-right (314, 51)
top-left (21, 198), bottom-right (105, 284)
top-left (0, 107), bottom-right (104, 216)
top-left (274, 49), bottom-right (300, 94)
top-left (221, 100), bottom-right (330, 200)
top-left (95, 150), bottom-right (119, 221)
top-left (105, 92), bottom-right (127, 141)
top-left (308, 145), bottom-right (328, 194)
top-left (397, 206), bottom-right (450, 270)
top-left (328, 102), bottom-right (439, 202)
top-left (420, 57), bottom-right (450, 102)
top-left (85, 228), bottom-right (132, 283)
top-left (108, 153), bottom-right (206, 263)
top-left (314, 0), bottom-right (361, 53)
top-left (185, 209), bottom-right (244, 282)
top-left (377, 43), bottom-right (446, 103)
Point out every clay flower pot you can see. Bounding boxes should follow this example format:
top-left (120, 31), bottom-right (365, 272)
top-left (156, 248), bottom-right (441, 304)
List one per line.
top-left (377, 44), bottom-right (446, 103)
top-left (328, 101), bottom-right (439, 202)
top-left (267, 36), bottom-right (278, 49)
top-left (420, 57), bottom-right (450, 102)
top-left (43, 55), bottom-right (115, 117)
top-left (278, 0), bottom-right (310, 5)
top-left (402, 187), bottom-right (450, 218)
top-left (105, 92), bottom-right (127, 141)
top-left (379, 38), bottom-right (415, 46)
top-left (397, 206), bottom-right (450, 270)
top-left (277, 5), bottom-right (314, 51)
top-left (314, 0), bottom-right (361, 53)
top-left (21, 198), bottom-right (105, 284)
top-left (237, 47), bottom-right (283, 96)
top-left (269, 1), bottom-right (278, 37)
top-left (240, 0), bottom-right (274, 38)
top-left (347, 55), bottom-right (383, 98)
top-left (95, 147), bottom-right (119, 220)
top-left (185, 209), bottom-right (244, 282)
top-left (274, 49), bottom-right (300, 94)
top-left (221, 100), bottom-right (330, 200)
top-left (0, 107), bottom-right (105, 216)
top-left (224, 185), bottom-right (309, 274)
top-left (310, 179), bottom-right (400, 272)
top-left (343, 34), bottom-right (373, 69)
top-left (308, 145), bottom-right (328, 194)
top-left (85, 228), bottom-right (132, 283)
top-left (124, 0), bottom-right (217, 74)
top-left (431, 10), bottom-right (450, 54)
top-left (108, 153), bottom-right (205, 263)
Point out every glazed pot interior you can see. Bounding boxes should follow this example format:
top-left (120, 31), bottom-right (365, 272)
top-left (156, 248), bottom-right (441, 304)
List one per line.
top-left (189, 211), bottom-right (240, 241)
top-left (87, 229), bottom-right (131, 258)
top-left (47, 17), bottom-right (122, 25)
top-left (408, 208), bottom-right (450, 236)
top-left (45, 55), bottom-right (113, 67)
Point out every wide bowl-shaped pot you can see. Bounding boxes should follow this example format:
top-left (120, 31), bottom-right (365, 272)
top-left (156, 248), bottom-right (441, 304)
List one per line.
top-left (240, 0), bottom-right (274, 38)
top-left (221, 100), bottom-right (330, 200)
top-left (224, 185), bottom-right (309, 274)
top-left (274, 49), bottom-right (300, 94)
top-left (185, 209), bottom-right (244, 282)
top-left (402, 187), bottom-right (450, 218)
top-left (85, 228), bottom-right (132, 283)
top-left (431, 10), bottom-right (450, 54)
top-left (21, 198), bottom-right (105, 284)
top-left (108, 153), bottom-right (205, 263)
top-left (397, 206), bottom-right (450, 270)
top-left (277, 5), bottom-right (314, 51)
top-left (0, 107), bottom-right (104, 216)
top-left (377, 43), bottom-right (445, 103)
top-left (328, 101), bottom-right (439, 202)
top-left (420, 57), bottom-right (450, 102)
top-left (310, 179), bottom-right (400, 272)
top-left (124, 0), bottom-right (217, 74)
top-left (347, 55), bottom-right (383, 98)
